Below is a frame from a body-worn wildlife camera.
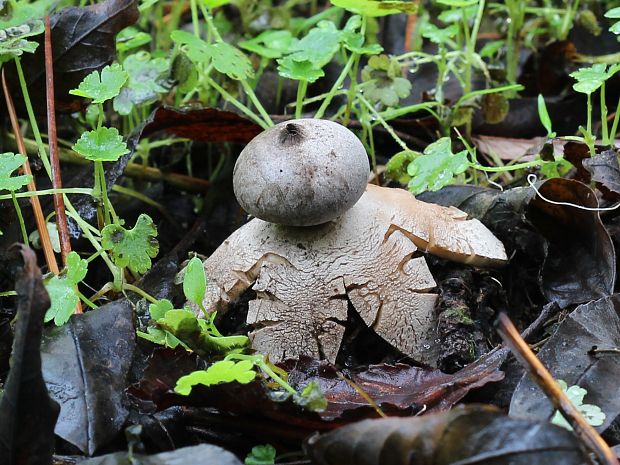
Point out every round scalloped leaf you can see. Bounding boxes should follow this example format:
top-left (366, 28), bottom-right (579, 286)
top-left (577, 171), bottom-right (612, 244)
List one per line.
top-left (0, 152), bottom-right (32, 192)
top-left (174, 360), bottom-right (257, 395)
top-left (69, 63), bottom-right (128, 103)
top-left (72, 127), bottom-right (130, 162)
top-left (331, 0), bottom-right (417, 16)
top-left (101, 214), bottom-right (159, 274)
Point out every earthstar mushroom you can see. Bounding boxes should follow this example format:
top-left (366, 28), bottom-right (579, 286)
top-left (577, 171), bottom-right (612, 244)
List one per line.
top-left (200, 120), bottom-right (508, 365)
top-left (233, 119), bottom-right (370, 226)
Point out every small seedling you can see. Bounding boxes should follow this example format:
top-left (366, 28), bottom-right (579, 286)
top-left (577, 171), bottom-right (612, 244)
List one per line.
top-left (0, 152), bottom-right (32, 243)
top-left (551, 380), bottom-right (605, 431)
top-left (245, 444), bottom-right (276, 465)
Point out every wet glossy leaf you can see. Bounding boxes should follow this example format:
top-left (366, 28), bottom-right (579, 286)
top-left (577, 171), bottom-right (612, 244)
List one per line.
top-left (330, 0), bottom-right (417, 16)
top-left (0, 19), bottom-right (43, 63)
top-left (149, 298), bottom-right (174, 320)
top-left (0, 152), bottom-right (32, 192)
top-left (101, 213), bottom-right (159, 274)
top-left (72, 127), bottom-right (130, 162)
top-left (175, 360), bottom-right (257, 395)
top-left (385, 150), bottom-right (416, 185)
top-left (407, 137), bottom-right (469, 194)
top-left (183, 256), bottom-right (207, 308)
top-left (293, 381), bottom-right (327, 412)
top-left (306, 405), bottom-right (586, 465)
top-left (0, 247), bottom-right (59, 465)
top-left (239, 30), bottom-right (295, 59)
top-left (44, 251), bottom-right (88, 326)
top-left (277, 56), bottom-right (324, 82)
top-left (113, 51), bottom-right (169, 115)
top-left (285, 20), bottom-right (341, 67)
top-left (69, 63), bottom-right (128, 103)
top-left (421, 22), bottom-right (458, 44)
top-left (570, 63), bottom-right (610, 94)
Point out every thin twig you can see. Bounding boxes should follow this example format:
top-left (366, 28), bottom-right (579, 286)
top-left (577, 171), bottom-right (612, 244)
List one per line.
top-left (45, 16), bottom-right (81, 314)
top-left (2, 69), bottom-right (59, 275)
top-left (496, 313), bottom-right (619, 465)
top-left (45, 16), bottom-right (72, 267)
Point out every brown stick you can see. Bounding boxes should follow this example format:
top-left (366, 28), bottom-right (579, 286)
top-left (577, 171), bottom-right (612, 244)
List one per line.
top-left (496, 313), bottom-right (619, 465)
top-left (44, 16), bottom-right (72, 267)
top-left (404, 14), bottom-right (417, 52)
top-left (2, 70), bottom-right (59, 275)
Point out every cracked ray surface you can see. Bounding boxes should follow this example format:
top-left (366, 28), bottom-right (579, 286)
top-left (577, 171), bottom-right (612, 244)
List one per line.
top-left (201, 185), bottom-right (508, 364)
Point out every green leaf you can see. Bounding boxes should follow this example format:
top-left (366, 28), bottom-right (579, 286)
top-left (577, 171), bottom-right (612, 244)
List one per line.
top-left (385, 150), bottom-right (417, 185)
top-left (72, 127), bottom-right (130, 162)
top-left (0, 0), bottom-right (55, 28)
top-left (407, 138), bottom-right (469, 194)
top-left (421, 22), bottom-right (458, 44)
top-left (149, 299), bottom-right (174, 320)
top-left (113, 51), bottom-right (170, 115)
top-left (330, 0), bottom-right (417, 16)
top-left (286, 20), bottom-right (341, 67)
top-left (570, 63), bottom-right (610, 95)
top-left (69, 63), bottom-right (128, 103)
top-left (245, 445), bottom-right (276, 465)
top-left (171, 30), bottom-right (254, 80)
top-left (277, 57), bottom-right (324, 82)
top-left (605, 7), bottom-right (620, 19)
top-left (0, 20), bottom-right (44, 63)
top-left (101, 214), bottom-right (159, 274)
top-left (361, 54), bottom-right (411, 107)
top-left (183, 256), bottom-right (207, 308)
top-left (137, 327), bottom-right (189, 350)
top-left (175, 360), bottom-right (257, 395)
top-left (436, 0), bottom-right (478, 7)
top-left (203, 0), bottom-right (232, 7)
top-left (44, 251), bottom-right (88, 326)
top-left (479, 40), bottom-right (503, 58)
top-left (293, 381), bottom-right (328, 412)
top-left (116, 27), bottom-right (152, 53)
top-left (0, 152), bottom-right (32, 192)
top-left (551, 380), bottom-right (606, 430)
top-left (537, 94), bottom-right (553, 136)
top-left (65, 251), bottom-right (88, 284)
top-left (342, 16), bottom-right (383, 55)
top-left (239, 30), bottom-right (295, 59)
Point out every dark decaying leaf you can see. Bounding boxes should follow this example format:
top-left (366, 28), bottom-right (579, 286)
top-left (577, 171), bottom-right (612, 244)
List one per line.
top-left (78, 444), bottom-right (243, 465)
top-left (7, 0), bottom-right (139, 113)
top-left (564, 142), bottom-right (620, 200)
top-left (528, 178), bottom-right (616, 306)
top-left (510, 295), bottom-right (620, 432)
top-left (41, 300), bottom-right (136, 455)
top-left (305, 404), bottom-right (587, 465)
top-left (129, 349), bottom-right (504, 426)
top-left (139, 106), bottom-right (263, 144)
top-left (284, 350), bottom-right (505, 420)
top-left (0, 246), bottom-right (59, 465)
top-left (419, 178), bottom-right (616, 307)
top-left (582, 149), bottom-right (620, 199)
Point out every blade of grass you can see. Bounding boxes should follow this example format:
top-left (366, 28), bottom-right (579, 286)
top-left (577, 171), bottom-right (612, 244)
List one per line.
top-left (2, 70), bottom-right (59, 275)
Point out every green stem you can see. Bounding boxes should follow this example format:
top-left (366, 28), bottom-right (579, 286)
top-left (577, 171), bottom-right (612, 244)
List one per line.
top-left (204, 76), bottom-right (269, 129)
top-left (77, 291), bottom-right (98, 309)
top-left (189, 0), bottom-right (200, 37)
top-left (226, 354), bottom-right (297, 395)
top-left (587, 93), bottom-right (592, 141)
top-left (123, 283), bottom-right (159, 304)
top-left (464, 0), bottom-right (485, 95)
top-left (0, 188), bottom-right (94, 201)
top-left (11, 191), bottom-right (29, 245)
top-left (471, 159), bottom-right (546, 172)
top-left (609, 97), bottom-right (620, 142)
top-left (601, 82), bottom-right (609, 145)
top-left (0, 291), bottom-right (17, 297)
top-left (240, 80), bottom-right (273, 127)
top-left (358, 94), bottom-right (410, 151)
top-left (295, 80), bottom-right (309, 119)
top-left (96, 161), bottom-right (112, 226)
top-left (315, 51), bottom-right (356, 119)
